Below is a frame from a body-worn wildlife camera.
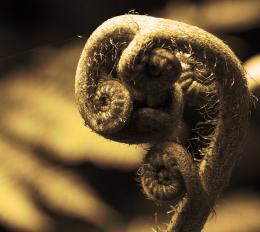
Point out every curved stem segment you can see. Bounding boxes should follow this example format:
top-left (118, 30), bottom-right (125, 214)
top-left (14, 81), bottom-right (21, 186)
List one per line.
top-left (117, 15), bottom-right (249, 231)
top-left (164, 143), bottom-right (210, 232)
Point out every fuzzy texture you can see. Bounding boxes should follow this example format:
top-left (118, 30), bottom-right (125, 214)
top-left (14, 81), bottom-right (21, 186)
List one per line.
top-left (75, 15), bottom-right (250, 232)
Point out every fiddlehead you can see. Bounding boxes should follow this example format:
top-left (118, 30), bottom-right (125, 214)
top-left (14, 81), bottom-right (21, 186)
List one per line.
top-left (75, 15), bottom-right (250, 232)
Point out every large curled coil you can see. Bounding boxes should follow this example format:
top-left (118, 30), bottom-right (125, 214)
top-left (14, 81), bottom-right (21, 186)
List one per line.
top-left (75, 15), bottom-right (250, 232)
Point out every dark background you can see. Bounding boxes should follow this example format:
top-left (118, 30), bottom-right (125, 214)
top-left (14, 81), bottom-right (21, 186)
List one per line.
top-left (0, 0), bottom-right (168, 74)
top-left (1, 0), bottom-right (259, 74)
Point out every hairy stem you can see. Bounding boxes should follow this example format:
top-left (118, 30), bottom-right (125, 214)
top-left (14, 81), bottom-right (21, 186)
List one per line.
top-left (75, 15), bottom-right (250, 232)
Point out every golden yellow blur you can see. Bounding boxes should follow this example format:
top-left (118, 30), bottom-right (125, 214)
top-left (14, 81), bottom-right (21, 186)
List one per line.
top-left (0, 135), bottom-right (123, 231)
top-left (0, 44), bottom-right (145, 232)
top-left (0, 169), bottom-right (53, 232)
top-left (0, 44), bottom-right (145, 168)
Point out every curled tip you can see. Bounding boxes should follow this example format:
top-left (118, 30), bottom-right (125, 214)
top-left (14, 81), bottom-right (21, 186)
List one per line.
top-left (120, 48), bottom-right (182, 94)
top-left (140, 146), bottom-right (185, 202)
top-left (84, 80), bottom-right (133, 134)
top-left (148, 48), bottom-right (182, 80)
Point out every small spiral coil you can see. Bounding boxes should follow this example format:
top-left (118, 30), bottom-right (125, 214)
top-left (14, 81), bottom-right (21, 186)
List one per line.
top-left (140, 145), bottom-right (185, 201)
top-left (87, 80), bottom-right (133, 134)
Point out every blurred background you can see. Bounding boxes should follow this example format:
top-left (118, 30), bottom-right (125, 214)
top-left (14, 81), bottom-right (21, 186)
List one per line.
top-left (0, 0), bottom-right (260, 231)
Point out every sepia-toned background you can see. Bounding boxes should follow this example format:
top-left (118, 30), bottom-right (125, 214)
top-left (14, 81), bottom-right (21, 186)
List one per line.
top-left (0, 0), bottom-right (260, 231)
